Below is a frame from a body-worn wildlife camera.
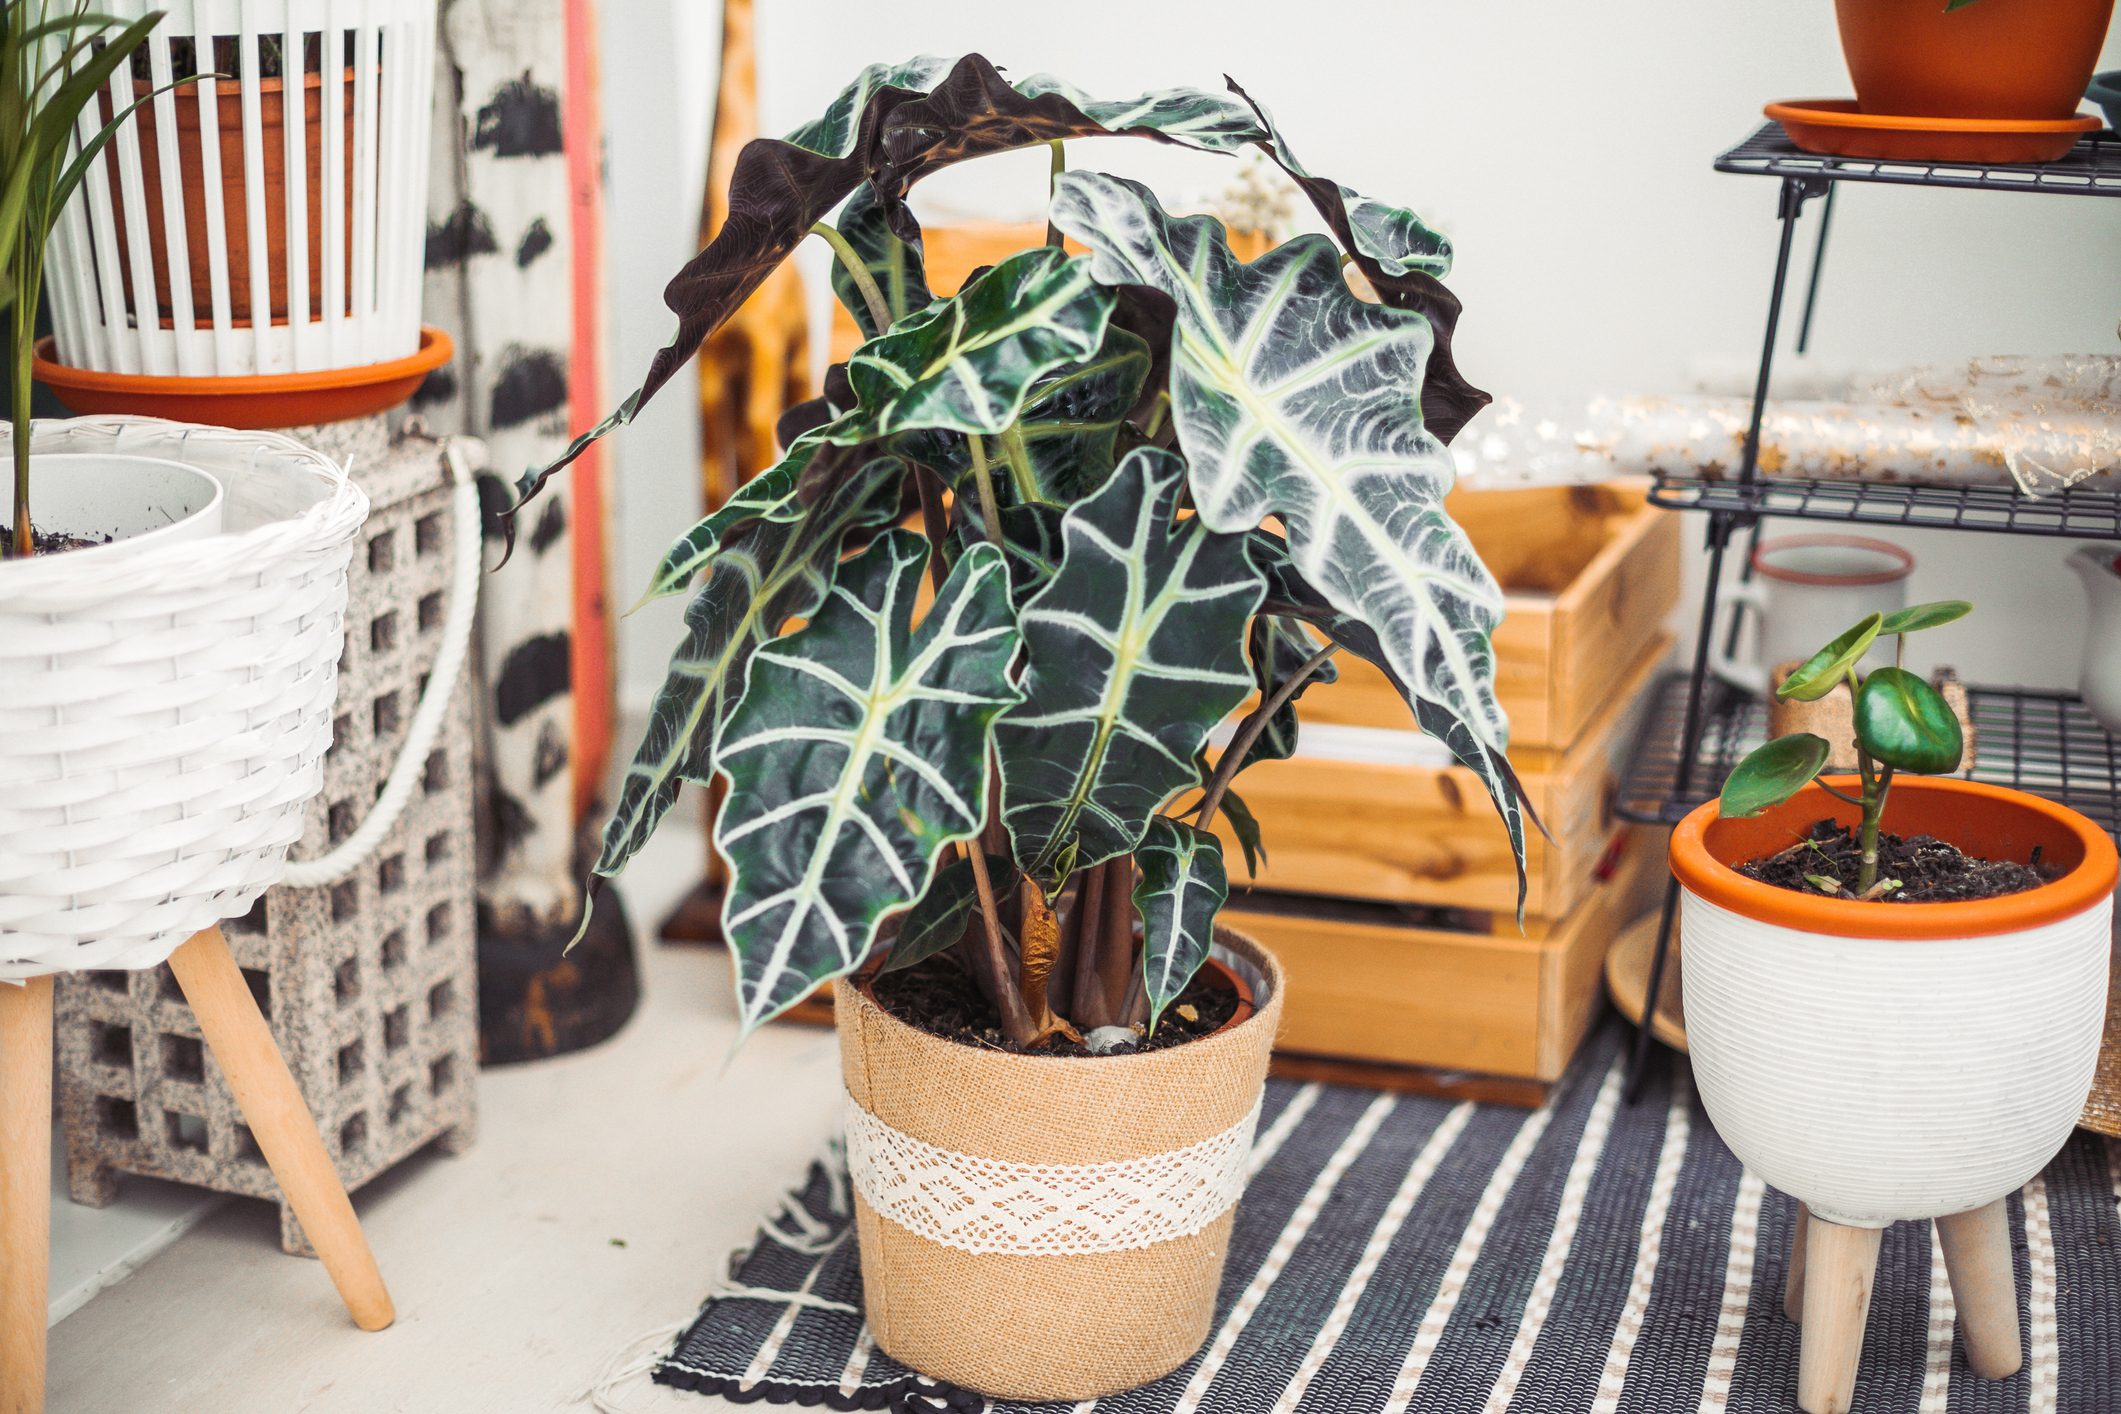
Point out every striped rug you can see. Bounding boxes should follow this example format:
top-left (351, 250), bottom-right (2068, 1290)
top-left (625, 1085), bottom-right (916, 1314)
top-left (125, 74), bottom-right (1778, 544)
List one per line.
top-left (652, 1022), bottom-right (2121, 1413)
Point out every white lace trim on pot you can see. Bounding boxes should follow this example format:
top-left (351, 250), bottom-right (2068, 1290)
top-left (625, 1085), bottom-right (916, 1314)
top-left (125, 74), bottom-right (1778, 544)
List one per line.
top-left (843, 1092), bottom-right (1262, 1255)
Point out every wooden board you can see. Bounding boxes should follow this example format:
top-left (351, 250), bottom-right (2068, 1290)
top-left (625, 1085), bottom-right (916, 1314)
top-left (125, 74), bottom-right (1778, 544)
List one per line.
top-left (1225, 821), bottom-right (1666, 1083)
top-left (1209, 631), bottom-right (1672, 920)
top-left (1605, 907), bottom-right (1688, 1052)
top-left (1299, 481), bottom-right (1679, 752)
top-left (1268, 1051), bottom-right (1552, 1109)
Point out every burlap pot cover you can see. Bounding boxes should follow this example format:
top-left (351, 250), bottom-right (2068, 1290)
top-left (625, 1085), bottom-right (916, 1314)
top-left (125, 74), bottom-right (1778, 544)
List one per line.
top-left (834, 927), bottom-right (1284, 1401)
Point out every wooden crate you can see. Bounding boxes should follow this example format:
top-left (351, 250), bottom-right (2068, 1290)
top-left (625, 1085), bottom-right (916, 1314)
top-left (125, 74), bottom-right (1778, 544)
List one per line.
top-left (1230, 820), bottom-right (1666, 1086)
top-left (1209, 631), bottom-right (1671, 922)
top-left (1300, 481), bottom-right (1679, 751)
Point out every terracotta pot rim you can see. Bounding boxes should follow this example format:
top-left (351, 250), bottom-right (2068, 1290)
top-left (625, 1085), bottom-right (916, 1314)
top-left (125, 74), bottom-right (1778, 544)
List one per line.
top-left (845, 926), bottom-right (1281, 1073)
top-left (1671, 776), bottom-right (2118, 939)
top-left (1750, 532), bottom-right (1913, 588)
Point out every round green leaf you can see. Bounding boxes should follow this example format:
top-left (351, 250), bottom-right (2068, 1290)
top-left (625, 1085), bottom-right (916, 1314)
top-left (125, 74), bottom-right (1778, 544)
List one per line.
top-left (1720, 733), bottom-right (1832, 818)
top-left (1855, 667), bottom-right (1964, 774)
top-left (1876, 600), bottom-right (1972, 637)
top-left (1775, 613), bottom-right (1883, 703)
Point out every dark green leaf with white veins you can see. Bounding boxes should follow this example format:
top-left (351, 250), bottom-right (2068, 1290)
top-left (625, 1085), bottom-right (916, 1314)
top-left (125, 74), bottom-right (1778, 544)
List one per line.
top-left (877, 852), bottom-right (1002, 975)
top-left (1242, 614), bottom-right (1338, 772)
top-left (632, 444), bottom-right (820, 610)
top-left (1051, 172), bottom-right (1507, 763)
top-left (996, 447), bottom-right (1265, 883)
top-left (1133, 817), bottom-right (1229, 1030)
top-left (715, 532), bottom-right (1022, 1030)
top-left (828, 183), bottom-right (932, 340)
top-left (825, 246), bottom-right (1114, 443)
top-left (591, 457), bottom-right (906, 891)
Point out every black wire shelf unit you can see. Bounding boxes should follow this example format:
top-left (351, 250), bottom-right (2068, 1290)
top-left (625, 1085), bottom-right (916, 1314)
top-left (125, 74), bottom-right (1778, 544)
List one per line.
top-left (1618, 672), bottom-right (2121, 839)
top-left (1618, 121), bottom-right (2120, 1099)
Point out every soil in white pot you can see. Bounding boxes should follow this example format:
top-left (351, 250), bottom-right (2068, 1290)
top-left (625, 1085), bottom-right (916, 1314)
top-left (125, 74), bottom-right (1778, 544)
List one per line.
top-left (1738, 818), bottom-right (2051, 902)
top-left (1, 524), bottom-right (112, 555)
top-left (868, 953), bottom-right (1240, 1057)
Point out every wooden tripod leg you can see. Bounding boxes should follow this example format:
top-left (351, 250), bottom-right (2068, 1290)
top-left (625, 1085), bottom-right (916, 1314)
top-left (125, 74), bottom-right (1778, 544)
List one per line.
top-left (168, 928), bottom-right (394, 1332)
top-left (1797, 1214), bottom-right (1884, 1414)
top-left (1786, 1203), bottom-right (1810, 1321)
top-left (1, 976), bottom-right (54, 1414)
top-left (1937, 1200), bottom-right (2022, 1380)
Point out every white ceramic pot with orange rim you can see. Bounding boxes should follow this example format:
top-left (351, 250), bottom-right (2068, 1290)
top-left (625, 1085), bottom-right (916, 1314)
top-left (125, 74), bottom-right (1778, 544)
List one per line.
top-left (1670, 776), bottom-right (2115, 1228)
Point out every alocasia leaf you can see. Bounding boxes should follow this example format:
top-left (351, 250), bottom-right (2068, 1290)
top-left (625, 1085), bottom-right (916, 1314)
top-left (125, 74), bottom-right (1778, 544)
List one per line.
top-left (828, 182), bottom-right (932, 339)
top-left (829, 246), bottom-right (1114, 443)
top-left (590, 458), bottom-right (905, 892)
top-left (715, 531), bottom-right (1022, 1029)
top-left (1052, 172), bottom-right (1508, 768)
top-left (962, 502), bottom-right (1067, 611)
top-left (1242, 614), bottom-right (1339, 771)
top-left (1133, 816), bottom-right (1228, 1029)
top-left (878, 852), bottom-right (985, 974)
top-left (1225, 79), bottom-right (1488, 444)
top-left (1251, 529), bottom-right (1530, 910)
top-left (632, 444), bottom-right (820, 609)
top-left (1010, 326), bottom-right (1152, 502)
top-left (996, 447), bottom-right (1265, 883)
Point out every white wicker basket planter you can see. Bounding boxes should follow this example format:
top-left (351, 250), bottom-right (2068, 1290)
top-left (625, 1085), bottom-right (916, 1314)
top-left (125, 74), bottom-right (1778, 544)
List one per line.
top-left (52, 418), bottom-right (480, 1256)
top-left (0, 416), bottom-right (367, 980)
top-left (42, 0), bottom-right (437, 379)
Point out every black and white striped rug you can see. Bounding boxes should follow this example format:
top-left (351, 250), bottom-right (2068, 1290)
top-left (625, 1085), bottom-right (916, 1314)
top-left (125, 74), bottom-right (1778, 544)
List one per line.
top-left (651, 1021), bottom-right (2121, 1413)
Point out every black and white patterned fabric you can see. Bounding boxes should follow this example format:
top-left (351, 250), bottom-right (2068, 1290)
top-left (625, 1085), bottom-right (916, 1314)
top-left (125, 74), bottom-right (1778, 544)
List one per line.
top-left (652, 1021), bottom-right (2121, 1413)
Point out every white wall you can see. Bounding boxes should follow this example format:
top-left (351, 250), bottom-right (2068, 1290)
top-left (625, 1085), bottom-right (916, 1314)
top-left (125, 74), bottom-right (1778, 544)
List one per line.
top-left (601, 1), bottom-right (2121, 713)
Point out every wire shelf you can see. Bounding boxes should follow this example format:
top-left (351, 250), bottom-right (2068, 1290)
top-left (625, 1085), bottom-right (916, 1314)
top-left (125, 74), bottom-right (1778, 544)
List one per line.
top-left (1616, 672), bottom-right (2121, 837)
top-left (1647, 476), bottom-right (2121, 541)
top-left (1716, 123), bottom-right (2121, 197)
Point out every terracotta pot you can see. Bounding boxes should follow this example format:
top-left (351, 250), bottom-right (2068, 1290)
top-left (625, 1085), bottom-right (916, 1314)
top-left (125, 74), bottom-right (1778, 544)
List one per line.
top-left (108, 72), bottom-right (360, 323)
top-left (1670, 776), bottom-right (2115, 1229)
top-left (1834, 0), bottom-right (2116, 120)
top-left (833, 929), bottom-right (1284, 1401)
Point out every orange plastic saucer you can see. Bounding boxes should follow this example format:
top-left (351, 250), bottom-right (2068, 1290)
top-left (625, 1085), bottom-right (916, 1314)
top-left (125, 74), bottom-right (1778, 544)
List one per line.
top-left (34, 326), bottom-right (453, 429)
top-left (1766, 99), bottom-right (2100, 164)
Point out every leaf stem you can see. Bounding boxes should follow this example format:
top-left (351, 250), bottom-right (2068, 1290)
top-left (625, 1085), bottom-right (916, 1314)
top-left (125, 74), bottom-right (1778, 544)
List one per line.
top-left (964, 847), bottom-right (1037, 1047)
top-left (995, 422), bottom-right (1039, 503)
top-left (1196, 642), bottom-right (1339, 832)
top-left (1068, 861), bottom-right (1109, 1029)
top-left (809, 219), bottom-right (891, 333)
top-left (964, 431), bottom-right (1005, 544)
top-left (1140, 389), bottom-right (1171, 442)
top-left (1814, 779), bottom-right (1865, 808)
top-left (1045, 139), bottom-right (1066, 248)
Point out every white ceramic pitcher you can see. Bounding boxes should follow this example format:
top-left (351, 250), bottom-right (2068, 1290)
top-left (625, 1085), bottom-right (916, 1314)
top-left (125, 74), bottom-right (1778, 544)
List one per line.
top-left (2068, 545), bottom-right (2121, 735)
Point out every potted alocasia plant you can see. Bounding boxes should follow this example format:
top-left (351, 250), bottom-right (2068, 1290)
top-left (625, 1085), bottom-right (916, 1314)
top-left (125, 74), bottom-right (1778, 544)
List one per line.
top-left (1671, 602), bottom-right (2116, 1414)
top-left (506, 54), bottom-right (1524, 1400)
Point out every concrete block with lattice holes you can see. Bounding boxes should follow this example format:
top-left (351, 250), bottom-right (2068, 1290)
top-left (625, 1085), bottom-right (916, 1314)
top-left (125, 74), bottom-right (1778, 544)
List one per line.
top-left (54, 416), bottom-right (479, 1257)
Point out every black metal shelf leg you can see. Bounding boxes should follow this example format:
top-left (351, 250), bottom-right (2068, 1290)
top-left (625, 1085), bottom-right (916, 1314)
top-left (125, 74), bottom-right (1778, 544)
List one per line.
top-left (1625, 174), bottom-right (1824, 1103)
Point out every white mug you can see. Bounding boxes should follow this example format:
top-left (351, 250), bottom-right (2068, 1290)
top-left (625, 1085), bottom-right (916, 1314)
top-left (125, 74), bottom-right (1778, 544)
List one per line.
top-left (1710, 534), bottom-right (1914, 696)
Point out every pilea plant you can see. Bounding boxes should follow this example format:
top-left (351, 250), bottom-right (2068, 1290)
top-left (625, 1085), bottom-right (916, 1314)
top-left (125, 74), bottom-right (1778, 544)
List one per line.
top-left (1720, 600), bottom-right (1972, 897)
top-left (507, 55), bottom-right (1528, 1042)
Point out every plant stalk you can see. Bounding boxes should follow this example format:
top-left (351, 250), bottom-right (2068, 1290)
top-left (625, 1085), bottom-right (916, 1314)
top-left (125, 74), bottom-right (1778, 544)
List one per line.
top-left (1857, 765), bottom-right (1892, 896)
top-left (964, 845), bottom-right (1038, 1047)
top-left (808, 219), bottom-right (891, 333)
top-left (963, 431), bottom-right (1005, 544)
top-left (10, 289), bottom-right (32, 557)
top-left (1045, 139), bottom-right (1066, 248)
top-left (1196, 642), bottom-right (1339, 831)
top-left (1095, 855), bottom-right (1136, 1026)
top-left (995, 422), bottom-right (1039, 503)
top-left (1068, 860), bottom-right (1108, 1028)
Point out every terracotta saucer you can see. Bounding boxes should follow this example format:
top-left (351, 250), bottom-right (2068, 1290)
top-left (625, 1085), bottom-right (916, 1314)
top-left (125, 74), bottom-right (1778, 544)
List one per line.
top-left (1766, 99), bottom-right (2100, 165)
top-left (34, 326), bottom-right (453, 429)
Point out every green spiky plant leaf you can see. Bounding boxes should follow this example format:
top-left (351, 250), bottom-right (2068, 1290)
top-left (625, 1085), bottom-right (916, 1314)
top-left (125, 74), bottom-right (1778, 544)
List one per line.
top-left (716, 531), bottom-right (1021, 1029)
top-left (995, 447), bottom-right (1264, 885)
top-left (1132, 817), bottom-right (1228, 1029)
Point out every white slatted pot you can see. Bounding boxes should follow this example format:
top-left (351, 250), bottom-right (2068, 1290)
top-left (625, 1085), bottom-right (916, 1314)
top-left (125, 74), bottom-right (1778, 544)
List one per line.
top-left (0, 417), bottom-right (367, 980)
top-left (41, 0), bottom-right (437, 379)
top-left (1672, 777), bottom-right (2116, 1228)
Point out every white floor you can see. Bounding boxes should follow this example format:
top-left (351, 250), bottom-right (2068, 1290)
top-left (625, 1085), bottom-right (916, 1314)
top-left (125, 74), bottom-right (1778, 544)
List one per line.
top-left (44, 822), bottom-right (834, 1414)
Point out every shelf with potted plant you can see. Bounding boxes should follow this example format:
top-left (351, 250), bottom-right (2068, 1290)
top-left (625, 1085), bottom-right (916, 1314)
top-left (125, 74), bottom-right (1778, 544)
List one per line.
top-left (1618, 106), bottom-right (2121, 1106)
